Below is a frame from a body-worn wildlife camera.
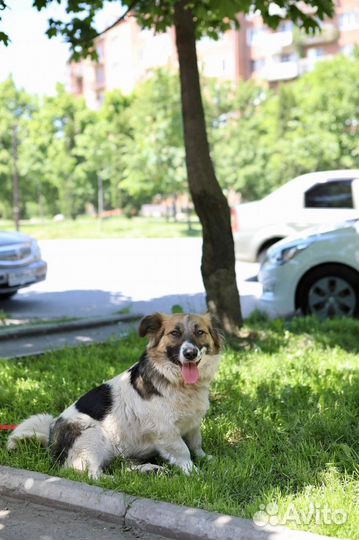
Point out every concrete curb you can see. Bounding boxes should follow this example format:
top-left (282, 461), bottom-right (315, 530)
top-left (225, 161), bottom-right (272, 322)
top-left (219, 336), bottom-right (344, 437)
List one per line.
top-left (0, 313), bottom-right (142, 341)
top-left (0, 466), bottom-right (340, 540)
top-left (0, 466), bottom-right (133, 522)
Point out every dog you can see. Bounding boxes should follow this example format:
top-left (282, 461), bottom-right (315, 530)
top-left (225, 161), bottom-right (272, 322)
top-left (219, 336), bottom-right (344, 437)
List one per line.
top-left (8, 312), bottom-right (222, 478)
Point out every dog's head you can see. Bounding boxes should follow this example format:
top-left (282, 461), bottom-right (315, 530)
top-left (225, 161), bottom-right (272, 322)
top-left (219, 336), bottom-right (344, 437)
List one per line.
top-left (139, 312), bottom-right (222, 385)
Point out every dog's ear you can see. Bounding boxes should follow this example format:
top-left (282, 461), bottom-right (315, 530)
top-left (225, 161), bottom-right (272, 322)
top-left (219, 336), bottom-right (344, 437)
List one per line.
top-left (139, 313), bottom-right (163, 338)
top-left (203, 312), bottom-right (223, 353)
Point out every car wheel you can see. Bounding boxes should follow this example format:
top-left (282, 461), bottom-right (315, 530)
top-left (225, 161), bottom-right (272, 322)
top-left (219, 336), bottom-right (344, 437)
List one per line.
top-left (0, 291), bottom-right (18, 300)
top-left (296, 265), bottom-right (358, 320)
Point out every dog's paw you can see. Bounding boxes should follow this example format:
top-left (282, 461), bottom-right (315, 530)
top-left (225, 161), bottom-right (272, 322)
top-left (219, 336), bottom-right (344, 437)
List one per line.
top-left (88, 469), bottom-right (103, 480)
top-left (178, 460), bottom-right (197, 476)
top-left (193, 448), bottom-right (208, 459)
top-left (127, 463), bottom-right (165, 475)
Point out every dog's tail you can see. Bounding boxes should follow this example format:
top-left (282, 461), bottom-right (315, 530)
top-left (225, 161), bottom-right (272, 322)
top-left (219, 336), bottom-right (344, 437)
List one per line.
top-left (7, 414), bottom-right (54, 450)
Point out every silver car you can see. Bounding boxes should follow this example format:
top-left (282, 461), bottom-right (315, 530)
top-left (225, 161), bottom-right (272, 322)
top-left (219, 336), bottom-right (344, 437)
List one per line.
top-left (258, 220), bottom-right (359, 319)
top-left (0, 232), bottom-right (47, 299)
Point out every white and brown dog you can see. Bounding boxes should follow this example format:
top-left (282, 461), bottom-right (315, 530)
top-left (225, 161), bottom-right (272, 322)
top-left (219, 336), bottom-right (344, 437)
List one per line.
top-left (8, 313), bottom-right (222, 478)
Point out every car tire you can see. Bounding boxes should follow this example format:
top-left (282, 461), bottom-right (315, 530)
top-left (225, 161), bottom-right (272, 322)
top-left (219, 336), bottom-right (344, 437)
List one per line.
top-left (296, 264), bottom-right (358, 319)
top-left (0, 291), bottom-right (18, 301)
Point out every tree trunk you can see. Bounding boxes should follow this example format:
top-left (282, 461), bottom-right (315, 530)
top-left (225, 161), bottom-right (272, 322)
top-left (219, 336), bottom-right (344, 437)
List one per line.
top-left (174, 0), bottom-right (242, 334)
top-left (12, 124), bottom-right (20, 232)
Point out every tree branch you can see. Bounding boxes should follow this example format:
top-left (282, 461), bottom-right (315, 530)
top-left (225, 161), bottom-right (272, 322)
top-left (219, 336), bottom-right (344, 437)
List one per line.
top-left (93, 0), bottom-right (137, 40)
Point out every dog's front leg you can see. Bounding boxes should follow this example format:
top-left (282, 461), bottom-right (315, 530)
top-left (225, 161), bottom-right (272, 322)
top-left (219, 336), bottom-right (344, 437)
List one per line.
top-left (157, 435), bottom-right (195, 475)
top-left (183, 424), bottom-right (207, 458)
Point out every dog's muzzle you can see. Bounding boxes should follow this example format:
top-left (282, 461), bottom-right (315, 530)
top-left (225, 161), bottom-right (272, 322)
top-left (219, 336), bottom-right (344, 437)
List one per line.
top-left (179, 342), bottom-right (203, 385)
top-left (182, 346), bottom-right (199, 361)
top-left (180, 342), bottom-right (200, 363)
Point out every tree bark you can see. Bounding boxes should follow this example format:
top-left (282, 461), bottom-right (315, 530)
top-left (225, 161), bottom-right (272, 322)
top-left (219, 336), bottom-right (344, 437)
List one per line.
top-left (174, 0), bottom-right (242, 334)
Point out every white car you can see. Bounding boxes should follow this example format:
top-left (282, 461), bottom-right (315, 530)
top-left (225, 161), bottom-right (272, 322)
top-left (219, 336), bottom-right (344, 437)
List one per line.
top-left (258, 220), bottom-right (359, 320)
top-left (232, 170), bottom-right (359, 262)
top-left (0, 232), bottom-right (47, 300)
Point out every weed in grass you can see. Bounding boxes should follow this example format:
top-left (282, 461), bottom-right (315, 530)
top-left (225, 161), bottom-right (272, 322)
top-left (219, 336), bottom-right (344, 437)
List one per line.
top-left (171, 304), bottom-right (184, 314)
top-left (0, 318), bottom-right (358, 539)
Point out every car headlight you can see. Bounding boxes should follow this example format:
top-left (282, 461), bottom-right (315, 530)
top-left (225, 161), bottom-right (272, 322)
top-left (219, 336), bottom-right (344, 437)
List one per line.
top-left (31, 240), bottom-right (42, 261)
top-left (267, 242), bottom-right (310, 266)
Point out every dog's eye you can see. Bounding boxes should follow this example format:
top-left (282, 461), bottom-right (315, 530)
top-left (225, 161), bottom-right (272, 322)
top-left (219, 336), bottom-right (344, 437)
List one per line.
top-left (195, 329), bottom-right (206, 336)
top-left (169, 330), bottom-right (181, 337)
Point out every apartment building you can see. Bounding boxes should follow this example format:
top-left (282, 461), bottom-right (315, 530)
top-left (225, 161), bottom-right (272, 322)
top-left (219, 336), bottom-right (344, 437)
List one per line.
top-left (241, 0), bottom-right (359, 83)
top-left (69, 0), bottom-right (359, 108)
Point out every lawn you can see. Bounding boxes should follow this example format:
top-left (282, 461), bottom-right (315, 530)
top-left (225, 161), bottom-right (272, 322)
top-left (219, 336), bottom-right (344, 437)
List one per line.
top-left (0, 317), bottom-right (358, 539)
top-left (0, 216), bottom-right (202, 240)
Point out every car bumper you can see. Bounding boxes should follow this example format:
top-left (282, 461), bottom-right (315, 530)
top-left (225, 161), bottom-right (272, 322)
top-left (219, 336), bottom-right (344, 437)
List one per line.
top-left (234, 234), bottom-right (257, 262)
top-left (257, 261), bottom-right (296, 317)
top-left (0, 260), bottom-right (47, 293)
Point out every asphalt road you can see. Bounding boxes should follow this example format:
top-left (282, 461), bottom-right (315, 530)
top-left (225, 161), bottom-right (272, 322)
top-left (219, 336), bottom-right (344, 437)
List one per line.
top-left (0, 494), bottom-right (167, 540)
top-left (1, 239), bottom-right (261, 322)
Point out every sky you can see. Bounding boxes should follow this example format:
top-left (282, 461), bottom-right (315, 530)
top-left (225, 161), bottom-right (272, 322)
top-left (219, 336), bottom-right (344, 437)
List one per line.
top-left (0, 1), bottom-right (122, 96)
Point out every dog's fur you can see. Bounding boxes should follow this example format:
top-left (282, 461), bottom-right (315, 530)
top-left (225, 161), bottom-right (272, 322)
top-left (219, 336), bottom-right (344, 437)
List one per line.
top-left (8, 313), bottom-right (222, 478)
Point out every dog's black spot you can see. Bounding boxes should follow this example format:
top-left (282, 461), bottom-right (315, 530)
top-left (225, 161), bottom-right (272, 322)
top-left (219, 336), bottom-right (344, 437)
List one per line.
top-left (166, 345), bottom-right (181, 365)
top-left (49, 417), bottom-right (83, 465)
top-left (129, 353), bottom-right (163, 400)
top-left (75, 383), bottom-right (113, 421)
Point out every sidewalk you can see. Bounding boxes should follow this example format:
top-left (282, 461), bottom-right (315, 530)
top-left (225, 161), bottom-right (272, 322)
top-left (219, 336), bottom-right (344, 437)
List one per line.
top-left (0, 314), bottom-right (141, 360)
top-left (0, 493), bottom-right (166, 540)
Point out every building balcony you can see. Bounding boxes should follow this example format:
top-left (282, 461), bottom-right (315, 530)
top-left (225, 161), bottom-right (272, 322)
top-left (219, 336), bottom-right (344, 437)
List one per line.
top-left (259, 60), bottom-right (299, 82)
top-left (94, 66), bottom-right (105, 89)
top-left (251, 30), bottom-right (293, 55)
top-left (294, 24), bottom-right (339, 47)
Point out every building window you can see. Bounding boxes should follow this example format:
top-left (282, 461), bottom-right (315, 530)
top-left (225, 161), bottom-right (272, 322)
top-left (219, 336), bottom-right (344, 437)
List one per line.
top-left (338, 11), bottom-right (359, 30)
top-left (278, 21), bottom-right (293, 33)
top-left (96, 41), bottom-right (105, 63)
top-left (341, 44), bottom-right (355, 57)
top-left (280, 53), bottom-right (297, 63)
top-left (307, 47), bottom-right (325, 59)
top-left (75, 76), bottom-right (83, 94)
top-left (96, 91), bottom-right (105, 106)
top-left (95, 65), bottom-right (105, 86)
top-left (250, 58), bottom-right (265, 72)
top-left (247, 27), bottom-right (268, 45)
top-left (304, 180), bottom-right (353, 209)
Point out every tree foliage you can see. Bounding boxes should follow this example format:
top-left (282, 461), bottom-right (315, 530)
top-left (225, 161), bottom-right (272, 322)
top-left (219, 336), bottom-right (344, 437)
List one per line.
top-left (0, 0), bottom-right (333, 60)
top-left (0, 53), bottom-right (357, 219)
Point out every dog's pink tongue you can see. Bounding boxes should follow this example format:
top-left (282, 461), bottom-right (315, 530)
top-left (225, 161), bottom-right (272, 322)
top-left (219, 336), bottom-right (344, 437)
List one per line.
top-left (181, 363), bottom-right (199, 384)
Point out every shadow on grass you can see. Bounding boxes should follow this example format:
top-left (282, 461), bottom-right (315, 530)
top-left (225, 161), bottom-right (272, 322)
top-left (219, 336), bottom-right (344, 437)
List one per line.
top-left (236, 315), bottom-right (359, 355)
top-left (207, 343), bottom-right (359, 515)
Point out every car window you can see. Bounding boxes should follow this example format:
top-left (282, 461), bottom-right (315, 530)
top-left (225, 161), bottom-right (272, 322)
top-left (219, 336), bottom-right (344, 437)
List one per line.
top-left (304, 179), bottom-right (354, 209)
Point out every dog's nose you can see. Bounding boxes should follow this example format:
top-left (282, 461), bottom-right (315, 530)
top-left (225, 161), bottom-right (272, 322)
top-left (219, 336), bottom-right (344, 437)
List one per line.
top-left (183, 348), bottom-right (198, 361)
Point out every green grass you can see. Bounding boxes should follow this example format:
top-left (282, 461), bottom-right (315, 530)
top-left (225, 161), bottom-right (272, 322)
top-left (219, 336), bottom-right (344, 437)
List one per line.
top-left (0, 317), bottom-right (358, 538)
top-left (0, 216), bottom-right (201, 240)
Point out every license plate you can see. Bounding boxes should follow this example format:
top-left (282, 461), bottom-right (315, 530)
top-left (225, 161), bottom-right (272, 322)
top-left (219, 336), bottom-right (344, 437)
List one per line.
top-left (8, 271), bottom-right (35, 286)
